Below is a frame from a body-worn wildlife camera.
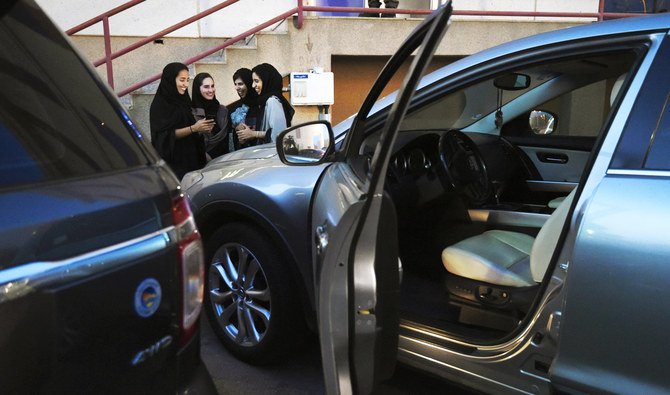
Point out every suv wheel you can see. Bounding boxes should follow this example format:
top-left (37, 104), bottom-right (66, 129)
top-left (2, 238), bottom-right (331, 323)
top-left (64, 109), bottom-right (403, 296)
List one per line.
top-left (205, 222), bottom-right (303, 364)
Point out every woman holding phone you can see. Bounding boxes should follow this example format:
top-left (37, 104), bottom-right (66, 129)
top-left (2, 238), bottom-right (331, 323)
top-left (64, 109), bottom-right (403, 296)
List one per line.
top-left (150, 62), bottom-right (214, 179)
top-left (192, 72), bottom-right (231, 158)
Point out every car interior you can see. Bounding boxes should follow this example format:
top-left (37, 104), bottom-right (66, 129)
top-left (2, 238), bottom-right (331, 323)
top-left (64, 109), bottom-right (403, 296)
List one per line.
top-left (360, 49), bottom-right (640, 341)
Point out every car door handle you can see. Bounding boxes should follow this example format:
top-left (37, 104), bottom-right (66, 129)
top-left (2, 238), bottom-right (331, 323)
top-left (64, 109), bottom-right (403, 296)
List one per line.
top-left (537, 152), bottom-right (568, 164)
top-left (315, 224), bottom-right (329, 256)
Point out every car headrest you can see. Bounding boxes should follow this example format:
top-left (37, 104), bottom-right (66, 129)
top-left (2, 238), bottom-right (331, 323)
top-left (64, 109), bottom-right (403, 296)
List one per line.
top-left (610, 73), bottom-right (627, 107)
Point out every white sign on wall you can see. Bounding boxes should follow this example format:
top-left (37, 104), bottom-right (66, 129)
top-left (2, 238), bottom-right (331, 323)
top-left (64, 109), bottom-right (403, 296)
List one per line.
top-left (290, 72), bottom-right (334, 106)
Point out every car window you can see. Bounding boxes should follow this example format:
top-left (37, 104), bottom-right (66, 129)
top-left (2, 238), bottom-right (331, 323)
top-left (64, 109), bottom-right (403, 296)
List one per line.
top-left (400, 72), bottom-right (547, 131)
top-left (399, 51), bottom-right (638, 138)
top-left (611, 36), bottom-right (670, 170)
top-left (532, 78), bottom-right (614, 138)
top-left (0, 12), bottom-right (145, 190)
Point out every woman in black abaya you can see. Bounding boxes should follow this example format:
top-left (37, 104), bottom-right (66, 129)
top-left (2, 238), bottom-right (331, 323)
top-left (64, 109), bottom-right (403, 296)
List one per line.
top-left (150, 62), bottom-right (214, 179)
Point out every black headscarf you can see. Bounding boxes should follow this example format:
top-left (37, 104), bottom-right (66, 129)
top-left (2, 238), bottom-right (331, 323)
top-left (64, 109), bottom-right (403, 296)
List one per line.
top-left (231, 68), bottom-right (258, 108)
top-left (150, 62), bottom-right (204, 179)
top-left (192, 72), bottom-right (220, 117)
top-left (252, 63), bottom-right (295, 127)
top-left (154, 62), bottom-right (192, 112)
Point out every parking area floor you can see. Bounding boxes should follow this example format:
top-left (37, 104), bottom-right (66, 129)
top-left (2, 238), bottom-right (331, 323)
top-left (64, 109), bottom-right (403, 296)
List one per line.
top-left (200, 314), bottom-right (478, 394)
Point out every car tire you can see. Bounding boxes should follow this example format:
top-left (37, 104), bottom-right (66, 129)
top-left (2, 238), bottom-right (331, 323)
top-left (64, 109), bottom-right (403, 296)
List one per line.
top-left (204, 222), bottom-right (305, 365)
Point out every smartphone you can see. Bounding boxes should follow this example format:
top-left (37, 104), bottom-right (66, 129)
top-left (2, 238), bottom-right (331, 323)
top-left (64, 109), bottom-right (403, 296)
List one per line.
top-left (205, 115), bottom-right (216, 121)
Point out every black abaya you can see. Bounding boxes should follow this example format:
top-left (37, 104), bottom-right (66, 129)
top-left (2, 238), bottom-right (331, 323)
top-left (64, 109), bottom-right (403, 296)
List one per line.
top-left (150, 62), bottom-right (205, 179)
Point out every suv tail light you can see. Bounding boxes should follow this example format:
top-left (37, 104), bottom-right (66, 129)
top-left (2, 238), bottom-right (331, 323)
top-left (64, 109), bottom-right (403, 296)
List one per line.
top-left (172, 195), bottom-right (204, 346)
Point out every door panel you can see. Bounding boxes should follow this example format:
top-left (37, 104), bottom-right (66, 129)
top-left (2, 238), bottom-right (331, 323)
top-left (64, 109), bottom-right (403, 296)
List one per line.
top-left (520, 146), bottom-right (590, 183)
top-left (316, 3), bottom-right (453, 393)
top-left (552, 176), bottom-right (670, 394)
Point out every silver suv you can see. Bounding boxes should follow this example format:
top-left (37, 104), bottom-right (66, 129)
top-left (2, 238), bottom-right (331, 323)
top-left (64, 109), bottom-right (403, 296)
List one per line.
top-left (184, 3), bottom-right (670, 393)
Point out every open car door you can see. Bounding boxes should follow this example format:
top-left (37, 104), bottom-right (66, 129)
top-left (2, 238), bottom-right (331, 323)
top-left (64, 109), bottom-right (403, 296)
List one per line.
top-left (313, 3), bottom-right (453, 393)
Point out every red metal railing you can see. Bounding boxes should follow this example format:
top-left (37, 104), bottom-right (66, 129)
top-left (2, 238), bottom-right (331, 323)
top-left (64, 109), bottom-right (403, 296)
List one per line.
top-left (67, 0), bottom-right (647, 97)
top-left (118, 7), bottom-right (297, 97)
top-left (66, 0), bottom-right (145, 89)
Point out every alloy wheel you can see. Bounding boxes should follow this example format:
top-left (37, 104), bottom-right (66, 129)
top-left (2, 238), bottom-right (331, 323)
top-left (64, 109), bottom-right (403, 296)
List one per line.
top-left (208, 242), bottom-right (271, 347)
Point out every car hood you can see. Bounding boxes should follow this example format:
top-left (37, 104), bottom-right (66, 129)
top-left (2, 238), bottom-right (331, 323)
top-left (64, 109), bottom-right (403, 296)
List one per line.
top-left (209, 143), bottom-right (277, 163)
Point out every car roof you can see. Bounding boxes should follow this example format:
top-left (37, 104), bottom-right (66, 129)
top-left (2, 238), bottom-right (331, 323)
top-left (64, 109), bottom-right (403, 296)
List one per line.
top-left (420, 13), bottom-right (670, 89)
top-left (333, 13), bottom-right (670, 137)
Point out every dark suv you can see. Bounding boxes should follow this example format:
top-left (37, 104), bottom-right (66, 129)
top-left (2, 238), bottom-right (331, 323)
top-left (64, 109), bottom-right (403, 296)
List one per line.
top-left (0, 1), bottom-right (214, 392)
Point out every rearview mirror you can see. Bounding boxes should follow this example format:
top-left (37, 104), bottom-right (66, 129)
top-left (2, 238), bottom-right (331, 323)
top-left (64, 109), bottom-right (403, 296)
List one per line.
top-left (529, 110), bottom-right (556, 135)
top-left (276, 121), bottom-right (334, 165)
top-left (494, 73), bottom-right (531, 91)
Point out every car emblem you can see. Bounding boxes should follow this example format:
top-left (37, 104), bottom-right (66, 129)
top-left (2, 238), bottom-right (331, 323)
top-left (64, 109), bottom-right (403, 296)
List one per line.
top-left (134, 278), bottom-right (161, 318)
top-left (131, 335), bottom-right (173, 366)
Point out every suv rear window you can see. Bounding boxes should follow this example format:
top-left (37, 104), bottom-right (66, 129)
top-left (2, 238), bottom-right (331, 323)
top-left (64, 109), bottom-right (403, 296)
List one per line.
top-left (0, 6), bottom-right (145, 189)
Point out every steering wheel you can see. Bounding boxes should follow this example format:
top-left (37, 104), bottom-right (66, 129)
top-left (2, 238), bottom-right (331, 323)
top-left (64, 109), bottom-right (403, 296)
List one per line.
top-left (438, 130), bottom-right (491, 205)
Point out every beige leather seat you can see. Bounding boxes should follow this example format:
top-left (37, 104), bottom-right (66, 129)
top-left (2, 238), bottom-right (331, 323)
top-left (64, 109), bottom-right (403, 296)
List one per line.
top-left (548, 195), bottom-right (565, 209)
top-left (442, 189), bottom-right (576, 291)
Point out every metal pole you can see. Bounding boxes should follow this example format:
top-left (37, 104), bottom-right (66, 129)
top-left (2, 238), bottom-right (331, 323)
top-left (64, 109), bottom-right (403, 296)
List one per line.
top-left (93, 0), bottom-right (241, 67)
top-left (297, 0), bottom-right (304, 29)
top-left (66, 0), bottom-right (145, 35)
top-left (102, 16), bottom-right (114, 89)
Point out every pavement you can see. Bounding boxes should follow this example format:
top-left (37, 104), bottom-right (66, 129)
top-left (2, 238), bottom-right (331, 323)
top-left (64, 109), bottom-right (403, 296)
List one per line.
top-left (200, 316), bottom-right (324, 394)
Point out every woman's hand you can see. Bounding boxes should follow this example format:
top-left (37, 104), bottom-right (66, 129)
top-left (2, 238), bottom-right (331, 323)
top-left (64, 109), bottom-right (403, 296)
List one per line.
top-left (236, 124), bottom-right (261, 144)
top-left (193, 119), bottom-right (215, 134)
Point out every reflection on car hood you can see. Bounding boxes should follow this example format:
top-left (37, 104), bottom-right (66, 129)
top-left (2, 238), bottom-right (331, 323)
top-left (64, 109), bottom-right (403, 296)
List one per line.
top-left (208, 144), bottom-right (277, 164)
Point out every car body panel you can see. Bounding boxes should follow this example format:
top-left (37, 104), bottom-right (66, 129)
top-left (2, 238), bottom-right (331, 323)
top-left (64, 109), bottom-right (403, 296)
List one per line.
top-left (0, 0), bottom-right (214, 392)
top-left (314, 164), bottom-right (367, 394)
top-left (0, 168), bottom-right (172, 272)
top-left (552, 175), bottom-right (670, 394)
top-left (186, 149), bottom-right (329, 312)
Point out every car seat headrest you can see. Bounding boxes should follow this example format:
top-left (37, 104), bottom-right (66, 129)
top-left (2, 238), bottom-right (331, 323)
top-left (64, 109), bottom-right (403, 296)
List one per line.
top-left (610, 73), bottom-right (627, 107)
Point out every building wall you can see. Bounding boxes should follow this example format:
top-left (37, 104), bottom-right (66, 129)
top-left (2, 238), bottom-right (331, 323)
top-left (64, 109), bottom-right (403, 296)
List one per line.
top-left (331, 55), bottom-right (461, 124)
top-left (36, 0), bottom-right (600, 37)
top-left (35, 0), bottom-right (293, 37)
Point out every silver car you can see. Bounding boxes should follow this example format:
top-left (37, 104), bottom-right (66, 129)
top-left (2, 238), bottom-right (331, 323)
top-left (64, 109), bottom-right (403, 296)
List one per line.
top-left (183, 3), bottom-right (670, 393)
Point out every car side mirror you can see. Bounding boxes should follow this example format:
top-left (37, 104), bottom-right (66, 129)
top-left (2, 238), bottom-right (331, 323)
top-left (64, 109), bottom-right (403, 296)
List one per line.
top-left (276, 120), bottom-right (334, 165)
top-left (529, 110), bottom-right (556, 135)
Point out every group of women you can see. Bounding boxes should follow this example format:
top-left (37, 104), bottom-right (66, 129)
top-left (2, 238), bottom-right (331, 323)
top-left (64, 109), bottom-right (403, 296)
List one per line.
top-left (150, 62), bottom-right (295, 179)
